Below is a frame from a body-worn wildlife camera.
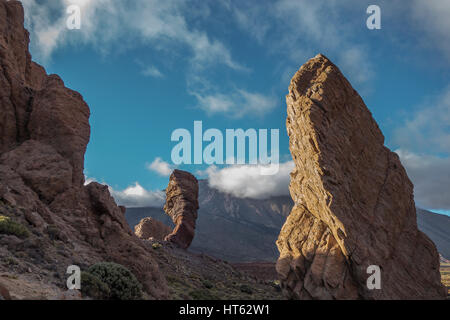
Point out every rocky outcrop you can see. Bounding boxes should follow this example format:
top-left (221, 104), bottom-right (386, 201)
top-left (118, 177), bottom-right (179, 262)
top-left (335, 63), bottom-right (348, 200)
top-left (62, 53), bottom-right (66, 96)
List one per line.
top-left (0, 0), bottom-right (167, 299)
top-left (276, 54), bottom-right (446, 300)
top-left (164, 170), bottom-right (199, 249)
top-left (135, 217), bottom-right (172, 241)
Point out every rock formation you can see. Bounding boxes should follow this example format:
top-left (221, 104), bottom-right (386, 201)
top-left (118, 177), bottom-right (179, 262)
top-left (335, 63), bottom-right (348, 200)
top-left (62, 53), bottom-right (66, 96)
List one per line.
top-left (276, 54), bottom-right (446, 299)
top-left (135, 217), bottom-right (172, 241)
top-left (0, 0), bottom-right (167, 299)
top-left (164, 170), bottom-right (199, 249)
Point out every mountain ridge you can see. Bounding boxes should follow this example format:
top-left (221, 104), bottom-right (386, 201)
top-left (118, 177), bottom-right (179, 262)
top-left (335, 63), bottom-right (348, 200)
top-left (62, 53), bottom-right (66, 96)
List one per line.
top-left (125, 180), bottom-right (450, 262)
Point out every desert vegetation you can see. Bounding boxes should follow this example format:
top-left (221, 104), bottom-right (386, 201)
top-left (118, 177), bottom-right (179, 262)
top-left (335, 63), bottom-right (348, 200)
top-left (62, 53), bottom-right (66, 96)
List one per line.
top-left (82, 262), bottom-right (143, 300)
top-left (441, 263), bottom-right (450, 295)
top-left (0, 215), bottom-right (29, 239)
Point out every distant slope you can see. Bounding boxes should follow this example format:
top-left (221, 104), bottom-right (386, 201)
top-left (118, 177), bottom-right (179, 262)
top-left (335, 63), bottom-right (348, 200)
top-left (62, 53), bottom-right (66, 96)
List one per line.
top-left (417, 209), bottom-right (450, 260)
top-left (125, 181), bottom-right (449, 262)
top-left (126, 180), bottom-right (292, 262)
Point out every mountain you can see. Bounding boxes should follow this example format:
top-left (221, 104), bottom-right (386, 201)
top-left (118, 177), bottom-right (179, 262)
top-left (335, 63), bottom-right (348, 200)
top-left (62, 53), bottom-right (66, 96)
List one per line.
top-left (126, 180), bottom-right (292, 262)
top-left (126, 180), bottom-right (449, 262)
top-left (417, 209), bottom-right (450, 260)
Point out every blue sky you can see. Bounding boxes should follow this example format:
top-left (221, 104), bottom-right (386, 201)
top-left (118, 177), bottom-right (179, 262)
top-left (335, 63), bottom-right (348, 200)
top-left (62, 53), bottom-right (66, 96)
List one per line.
top-left (20, 0), bottom-right (450, 214)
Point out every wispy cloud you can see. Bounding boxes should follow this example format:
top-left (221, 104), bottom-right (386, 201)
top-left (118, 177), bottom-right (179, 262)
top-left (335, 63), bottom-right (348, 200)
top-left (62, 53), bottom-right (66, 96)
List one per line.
top-left (410, 0), bottom-right (450, 60)
top-left (20, 0), bottom-right (243, 72)
top-left (109, 182), bottom-right (166, 208)
top-left (141, 65), bottom-right (164, 78)
top-left (192, 89), bottom-right (277, 118)
top-left (147, 158), bottom-right (174, 177)
top-left (225, 0), bottom-right (374, 87)
top-left (200, 161), bottom-right (295, 199)
top-left (394, 87), bottom-right (450, 154)
top-left (397, 149), bottom-right (450, 210)
top-left (84, 177), bottom-right (165, 207)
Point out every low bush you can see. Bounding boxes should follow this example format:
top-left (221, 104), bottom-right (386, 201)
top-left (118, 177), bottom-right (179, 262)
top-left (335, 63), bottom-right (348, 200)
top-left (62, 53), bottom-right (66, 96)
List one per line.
top-left (239, 284), bottom-right (253, 294)
top-left (81, 272), bottom-right (111, 300)
top-left (87, 262), bottom-right (143, 300)
top-left (152, 242), bottom-right (162, 250)
top-left (202, 279), bottom-right (214, 289)
top-left (189, 289), bottom-right (218, 300)
top-left (0, 215), bottom-right (29, 238)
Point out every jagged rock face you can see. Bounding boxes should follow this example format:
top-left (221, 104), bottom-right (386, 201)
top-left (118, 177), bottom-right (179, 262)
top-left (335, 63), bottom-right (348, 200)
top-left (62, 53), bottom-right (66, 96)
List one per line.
top-left (0, 0), bottom-right (167, 299)
top-left (0, 2), bottom-right (89, 187)
top-left (276, 54), bottom-right (446, 300)
top-left (135, 217), bottom-right (172, 241)
top-left (164, 170), bottom-right (199, 249)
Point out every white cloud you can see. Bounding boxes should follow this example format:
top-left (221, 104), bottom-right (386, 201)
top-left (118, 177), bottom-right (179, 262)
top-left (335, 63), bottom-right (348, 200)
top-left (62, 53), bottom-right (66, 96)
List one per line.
top-left (394, 87), bottom-right (450, 154)
top-left (147, 158), bottom-right (174, 176)
top-left (203, 161), bottom-right (295, 199)
top-left (84, 176), bottom-right (165, 207)
top-left (396, 149), bottom-right (450, 210)
top-left (410, 0), bottom-right (450, 60)
top-left (338, 47), bottom-right (373, 87)
top-left (19, 0), bottom-right (243, 71)
top-left (141, 65), bottom-right (163, 78)
top-left (84, 176), bottom-right (97, 185)
top-left (109, 182), bottom-right (165, 208)
top-left (225, 0), bottom-right (374, 87)
top-left (193, 89), bottom-right (277, 118)
top-left (393, 87), bottom-right (450, 211)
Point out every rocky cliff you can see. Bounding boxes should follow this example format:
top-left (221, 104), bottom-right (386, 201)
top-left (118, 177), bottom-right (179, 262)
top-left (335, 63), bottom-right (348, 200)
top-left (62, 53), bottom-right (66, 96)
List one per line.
top-left (0, 0), bottom-right (167, 299)
top-left (276, 54), bottom-right (446, 299)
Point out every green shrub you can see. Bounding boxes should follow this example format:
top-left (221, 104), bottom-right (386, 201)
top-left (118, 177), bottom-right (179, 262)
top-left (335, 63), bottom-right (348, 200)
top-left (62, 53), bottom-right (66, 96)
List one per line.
top-left (3, 256), bottom-right (18, 266)
top-left (189, 289), bottom-right (218, 300)
top-left (46, 225), bottom-right (65, 241)
top-left (202, 279), bottom-right (214, 289)
top-left (239, 284), bottom-right (253, 294)
top-left (81, 272), bottom-right (111, 300)
top-left (152, 242), bottom-right (162, 250)
top-left (87, 262), bottom-right (143, 300)
top-left (0, 215), bottom-right (29, 238)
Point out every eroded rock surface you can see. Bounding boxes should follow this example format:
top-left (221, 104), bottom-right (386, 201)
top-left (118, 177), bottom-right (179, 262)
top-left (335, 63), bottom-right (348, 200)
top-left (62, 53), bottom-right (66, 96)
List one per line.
top-left (135, 217), bottom-right (172, 241)
top-left (276, 54), bottom-right (446, 300)
top-left (164, 170), bottom-right (199, 249)
top-left (0, 0), bottom-right (167, 299)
